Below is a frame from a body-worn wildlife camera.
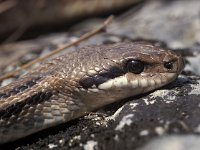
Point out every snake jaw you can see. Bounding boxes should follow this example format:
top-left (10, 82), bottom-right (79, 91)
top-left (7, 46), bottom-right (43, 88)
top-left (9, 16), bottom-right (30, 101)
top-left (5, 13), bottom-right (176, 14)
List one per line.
top-left (97, 72), bottom-right (177, 91)
top-left (77, 72), bottom-right (178, 109)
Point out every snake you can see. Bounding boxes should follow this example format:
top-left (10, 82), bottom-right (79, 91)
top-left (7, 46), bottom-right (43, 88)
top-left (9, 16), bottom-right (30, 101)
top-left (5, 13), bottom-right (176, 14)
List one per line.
top-left (0, 41), bottom-right (184, 144)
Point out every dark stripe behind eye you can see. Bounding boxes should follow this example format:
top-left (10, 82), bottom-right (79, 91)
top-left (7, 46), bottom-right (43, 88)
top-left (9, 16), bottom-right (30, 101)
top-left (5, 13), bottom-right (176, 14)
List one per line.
top-left (98, 66), bottom-right (124, 78)
top-left (93, 76), bottom-right (108, 86)
top-left (79, 66), bottom-right (124, 89)
top-left (79, 76), bottom-right (94, 89)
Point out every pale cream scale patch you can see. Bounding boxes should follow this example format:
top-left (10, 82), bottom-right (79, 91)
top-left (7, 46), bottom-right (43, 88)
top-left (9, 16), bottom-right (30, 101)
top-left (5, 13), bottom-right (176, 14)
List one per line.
top-left (130, 80), bottom-right (139, 88)
top-left (98, 75), bottom-right (129, 90)
top-left (139, 79), bottom-right (149, 88)
top-left (98, 74), bottom-right (148, 90)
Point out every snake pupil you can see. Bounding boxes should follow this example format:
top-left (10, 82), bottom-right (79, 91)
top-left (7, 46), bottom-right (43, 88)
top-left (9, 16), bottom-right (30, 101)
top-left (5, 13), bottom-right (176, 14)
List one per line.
top-left (164, 61), bottom-right (173, 70)
top-left (126, 60), bottom-right (144, 74)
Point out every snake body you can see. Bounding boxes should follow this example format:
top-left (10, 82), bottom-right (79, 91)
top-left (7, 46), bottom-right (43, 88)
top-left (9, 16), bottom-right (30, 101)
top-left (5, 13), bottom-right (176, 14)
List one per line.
top-left (0, 42), bottom-right (184, 144)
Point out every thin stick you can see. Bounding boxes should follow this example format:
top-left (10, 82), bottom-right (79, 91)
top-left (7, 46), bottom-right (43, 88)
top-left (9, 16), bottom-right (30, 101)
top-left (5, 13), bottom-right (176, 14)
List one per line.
top-left (0, 15), bottom-right (113, 81)
top-left (0, 0), bottom-right (17, 14)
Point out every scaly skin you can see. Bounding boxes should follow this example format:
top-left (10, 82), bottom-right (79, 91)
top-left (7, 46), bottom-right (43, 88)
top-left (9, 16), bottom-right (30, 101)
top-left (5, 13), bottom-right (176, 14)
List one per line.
top-left (0, 41), bottom-right (184, 144)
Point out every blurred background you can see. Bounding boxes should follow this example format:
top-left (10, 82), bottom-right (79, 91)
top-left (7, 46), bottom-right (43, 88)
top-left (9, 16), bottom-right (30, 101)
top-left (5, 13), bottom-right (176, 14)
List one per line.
top-left (0, 0), bottom-right (139, 42)
top-left (0, 0), bottom-right (199, 75)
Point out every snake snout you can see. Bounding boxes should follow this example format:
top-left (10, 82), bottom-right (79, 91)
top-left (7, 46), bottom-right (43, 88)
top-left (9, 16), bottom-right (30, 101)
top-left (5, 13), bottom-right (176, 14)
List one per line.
top-left (177, 56), bottom-right (185, 74)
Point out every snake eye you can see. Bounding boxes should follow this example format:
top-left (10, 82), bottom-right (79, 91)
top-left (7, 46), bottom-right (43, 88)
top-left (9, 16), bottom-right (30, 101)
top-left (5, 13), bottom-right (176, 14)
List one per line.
top-left (126, 60), bottom-right (144, 74)
top-left (164, 61), bottom-right (173, 70)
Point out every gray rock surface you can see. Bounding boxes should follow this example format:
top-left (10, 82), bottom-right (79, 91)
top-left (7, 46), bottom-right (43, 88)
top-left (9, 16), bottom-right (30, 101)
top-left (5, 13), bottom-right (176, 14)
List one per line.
top-left (138, 135), bottom-right (200, 150)
top-left (108, 0), bottom-right (200, 49)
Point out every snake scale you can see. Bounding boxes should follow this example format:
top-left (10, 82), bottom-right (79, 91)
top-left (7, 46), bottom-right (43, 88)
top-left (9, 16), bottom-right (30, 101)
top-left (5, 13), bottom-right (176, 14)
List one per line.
top-left (0, 41), bottom-right (184, 144)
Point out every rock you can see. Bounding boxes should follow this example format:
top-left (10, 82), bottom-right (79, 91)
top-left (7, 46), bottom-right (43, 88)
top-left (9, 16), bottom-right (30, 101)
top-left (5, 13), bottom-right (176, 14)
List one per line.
top-left (108, 0), bottom-right (200, 49)
top-left (138, 135), bottom-right (200, 150)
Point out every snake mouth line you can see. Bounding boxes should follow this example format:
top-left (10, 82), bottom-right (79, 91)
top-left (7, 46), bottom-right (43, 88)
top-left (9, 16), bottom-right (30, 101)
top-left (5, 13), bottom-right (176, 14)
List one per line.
top-left (97, 72), bottom-right (177, 91)
top-left (77, 72), bottom-right (178, 109)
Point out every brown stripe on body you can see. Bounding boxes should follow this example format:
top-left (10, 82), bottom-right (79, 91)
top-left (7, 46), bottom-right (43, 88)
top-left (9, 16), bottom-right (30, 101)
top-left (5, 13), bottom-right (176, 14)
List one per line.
top-left (0, 77), bottom-right (41, 99)
top-left (0, 91), bottom-right (52, 120)
top-left (0, 74), bottom-right (65, 112)
top-left (0, 75), bottom-right (54, 120)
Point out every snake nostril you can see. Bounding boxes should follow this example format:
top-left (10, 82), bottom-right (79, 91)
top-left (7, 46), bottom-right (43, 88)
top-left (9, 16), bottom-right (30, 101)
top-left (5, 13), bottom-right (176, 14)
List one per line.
top-left (164, 61), bottom-right (174, 70)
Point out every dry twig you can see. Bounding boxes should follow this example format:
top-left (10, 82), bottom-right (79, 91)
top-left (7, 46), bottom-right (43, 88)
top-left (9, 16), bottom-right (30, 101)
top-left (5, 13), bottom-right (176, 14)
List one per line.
top-left (0, 15), bottom-right (113, 81)
top-left (0, 0), bottom-right (16, 13)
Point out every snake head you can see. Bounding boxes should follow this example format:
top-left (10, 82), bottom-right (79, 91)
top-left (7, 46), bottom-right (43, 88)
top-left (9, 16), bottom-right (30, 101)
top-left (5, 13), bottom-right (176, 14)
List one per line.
top-left (76, 42), bottom-right (185, 109)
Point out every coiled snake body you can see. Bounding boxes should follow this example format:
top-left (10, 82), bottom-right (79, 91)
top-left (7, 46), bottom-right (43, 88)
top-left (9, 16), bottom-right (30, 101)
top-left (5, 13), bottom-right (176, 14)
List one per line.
top-left (0, 42), bottom-right (184, 144)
